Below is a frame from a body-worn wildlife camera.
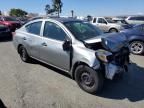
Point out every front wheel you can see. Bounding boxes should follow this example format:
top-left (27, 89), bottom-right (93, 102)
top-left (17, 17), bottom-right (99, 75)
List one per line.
top-left (75, 65), bottom-right (104, 94)
top-left (129, 41), bottom-right (144, 55)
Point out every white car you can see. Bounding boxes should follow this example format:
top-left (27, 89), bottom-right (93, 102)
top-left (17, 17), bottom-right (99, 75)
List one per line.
top-left (91, 17), bottom-right (131, 33)
top-left (125, 16), bottom-right (144, 24)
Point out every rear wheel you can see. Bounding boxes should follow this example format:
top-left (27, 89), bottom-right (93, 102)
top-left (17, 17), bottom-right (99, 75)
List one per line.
top-left (129, 41), bottom-right (144, 55)
top-left (75, 65), bottom-right (104, 94)
top-left (109, 28), bottom-right (118, 33)
top-left (18, 45), bottom-right (30, 62)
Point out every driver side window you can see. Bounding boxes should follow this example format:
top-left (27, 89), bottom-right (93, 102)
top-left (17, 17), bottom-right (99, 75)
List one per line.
top-left (43, 21), bottom-right (66, 41)
top-left (98, 18), bottom-right (107, 24)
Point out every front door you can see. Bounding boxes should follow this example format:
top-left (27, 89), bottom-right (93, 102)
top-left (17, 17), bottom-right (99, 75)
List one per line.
top-left (97, 18), bottom-right (108, 32)
top-left (40, 21), bottom-right (70, 71)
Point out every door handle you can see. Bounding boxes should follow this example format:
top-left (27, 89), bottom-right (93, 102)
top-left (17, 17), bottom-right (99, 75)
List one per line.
top-left (41, 42), bottom-right (47, 46)
top-left (22, 37), bottom-right (26, 40)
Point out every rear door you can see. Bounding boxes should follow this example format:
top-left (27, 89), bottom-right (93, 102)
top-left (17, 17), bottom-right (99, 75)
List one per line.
top-left (39, 21), bottom-right (70, 71)
top-left (24, 21), bottom-right (43, 59)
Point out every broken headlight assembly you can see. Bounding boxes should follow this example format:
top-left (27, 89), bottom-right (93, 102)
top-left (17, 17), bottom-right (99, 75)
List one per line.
top-left (95, 49), bottom-right (113, 63)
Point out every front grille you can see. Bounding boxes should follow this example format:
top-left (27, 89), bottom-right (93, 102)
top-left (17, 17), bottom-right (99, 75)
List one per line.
top-left (112, 47), bottom-right (130, 66)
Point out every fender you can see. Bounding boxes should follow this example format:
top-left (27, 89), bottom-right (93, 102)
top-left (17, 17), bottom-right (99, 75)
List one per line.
top-left (128, 35), bottom-right (144, 42)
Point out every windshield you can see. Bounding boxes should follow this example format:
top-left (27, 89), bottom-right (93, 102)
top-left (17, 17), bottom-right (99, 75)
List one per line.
top-left (114, 20), bottom-right (128, 24)
top-left (121, 20), bottom-right (129, 24)
top-left (64, 21), bottom-right (103, 40)
top-left (4, 17), bottom-right (18, 21)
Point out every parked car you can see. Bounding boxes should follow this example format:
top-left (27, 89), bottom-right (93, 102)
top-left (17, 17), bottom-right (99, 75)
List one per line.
top-left (13, 18), bottom-right (130, 94)
top-left (112, 18), bottom-right (128, 24)
top-left (125, 16), bottom-right (144, 25)
top-left (0, 24), bottom-right (11, 39)
top-left (112, 18), bottom-right (134, 28)
top-left (17, 17), bottom-right (28, 25)
top-left (91, 17), bottom-right (132, 33)
top-left (121, 24), bottom-right (144, 54)
top-left (0, 16), bottom-right (22, 32)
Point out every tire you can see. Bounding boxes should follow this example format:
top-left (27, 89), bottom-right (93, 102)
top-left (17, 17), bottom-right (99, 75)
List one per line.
top-left (129, 41), bottom-right (144, 55)
top-left (75, 65), bottom-right (104, 94)
top-left (18, 45), bottom-right (30, 62)
top-left (109, 28), bottom-right (118, 33)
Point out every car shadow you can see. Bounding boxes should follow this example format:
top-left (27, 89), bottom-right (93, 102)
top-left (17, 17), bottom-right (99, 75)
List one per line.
top-left (0, 99), bottom-right (7, 108)
top-left (98, 63), bottom-right (144, 102)
top-left (0, 36), bottom-right (12, 42)
top-left (32, 60), bottom-right (72, 79)
top-left (30, 59), bottom-right (144, 102)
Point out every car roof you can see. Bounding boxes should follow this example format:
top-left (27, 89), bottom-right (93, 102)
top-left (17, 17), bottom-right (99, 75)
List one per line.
top-left (49, 17), bottom-right (82, 23)
top-left (27, 17), bottom-right (83, 24)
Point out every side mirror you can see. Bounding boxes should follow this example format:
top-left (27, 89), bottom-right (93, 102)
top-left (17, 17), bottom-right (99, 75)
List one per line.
top-left (63, 39), bottom-right (71, 51)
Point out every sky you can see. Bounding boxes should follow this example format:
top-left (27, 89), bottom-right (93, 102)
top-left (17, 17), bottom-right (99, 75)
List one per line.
top-left (0, 0), bottom-right (144, 17)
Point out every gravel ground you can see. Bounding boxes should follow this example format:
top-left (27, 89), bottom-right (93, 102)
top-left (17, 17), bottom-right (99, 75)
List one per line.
top-left (0, 40), bottom-right (144, 108)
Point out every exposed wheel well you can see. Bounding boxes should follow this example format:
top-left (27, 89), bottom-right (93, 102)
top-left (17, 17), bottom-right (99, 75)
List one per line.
top-left (72, 62), bottom-right (89, 80)
top-left (129, 40), bottom-right (144, 44)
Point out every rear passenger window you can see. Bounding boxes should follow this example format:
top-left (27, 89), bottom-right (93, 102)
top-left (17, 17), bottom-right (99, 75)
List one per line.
top-left (43, 21), bottom-right (66, 41)
top-left (129, 17), bottom-right (136, 20)
top-left (129, 17), bottom-right (144, 21)
top-left (26, 21), bottom-right (42, 35)
top-left (138, 17), bottom-right (144, 21)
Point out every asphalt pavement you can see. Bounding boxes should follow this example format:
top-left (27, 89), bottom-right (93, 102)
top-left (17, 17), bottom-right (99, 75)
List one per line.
top-left (0, 39), bottom-right (144, 108)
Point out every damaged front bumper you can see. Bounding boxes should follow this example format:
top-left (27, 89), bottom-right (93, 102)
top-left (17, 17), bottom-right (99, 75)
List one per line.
top-left (96, 48), bottom-right (130, 80)
top-left (105, 63), bottom-right (128, 80)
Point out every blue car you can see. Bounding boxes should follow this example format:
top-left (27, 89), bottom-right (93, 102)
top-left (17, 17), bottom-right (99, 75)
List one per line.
top-left (121, 24), bottom-right (144, 55)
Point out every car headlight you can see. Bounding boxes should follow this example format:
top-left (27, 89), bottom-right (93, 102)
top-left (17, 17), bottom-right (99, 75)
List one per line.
top-left (95, 49), bottom-right (113, 63)
top-left (101, 38), bottom-right (109, 50)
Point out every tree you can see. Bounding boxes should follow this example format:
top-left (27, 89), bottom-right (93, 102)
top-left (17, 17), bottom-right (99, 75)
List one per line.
top-left (9, 9), bottom-right (27, 17)
top-left (52, 0), bottom-right (63, 17)
top-left (45, 4), bottom-right (50, 15)
top-left (45, 4), bottom-right (55, 15)
top-left (45, 0), bottom-right (63, 16)
top-left (0, 10), bottom-right (2, 15)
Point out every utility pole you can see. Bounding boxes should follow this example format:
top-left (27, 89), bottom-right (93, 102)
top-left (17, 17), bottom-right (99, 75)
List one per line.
top-left (71, 10), bottom-right (74, 18)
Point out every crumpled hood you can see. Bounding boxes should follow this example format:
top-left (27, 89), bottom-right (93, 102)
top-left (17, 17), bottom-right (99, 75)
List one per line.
top-left (85, 33), bottom-right (128, 52)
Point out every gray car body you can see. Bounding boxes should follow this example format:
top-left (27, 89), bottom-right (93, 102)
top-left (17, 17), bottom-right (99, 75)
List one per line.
top-left (13, 18), bottom-right (101, 78)
top-left (13, 19), bottom-right (128, 79)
